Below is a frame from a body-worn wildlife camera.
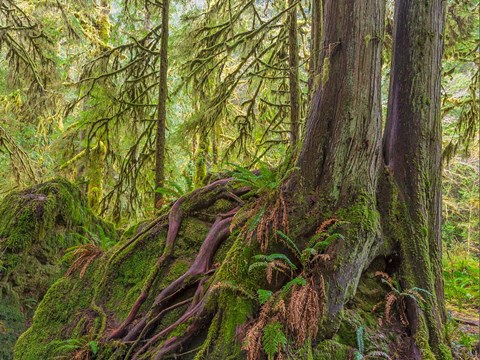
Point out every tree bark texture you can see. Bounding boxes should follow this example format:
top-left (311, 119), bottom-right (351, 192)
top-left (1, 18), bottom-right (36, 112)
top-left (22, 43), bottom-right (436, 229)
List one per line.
top-left (288, 0), bottom-right (300, 151)
top-left (382, 0), bottom-right (448, 357)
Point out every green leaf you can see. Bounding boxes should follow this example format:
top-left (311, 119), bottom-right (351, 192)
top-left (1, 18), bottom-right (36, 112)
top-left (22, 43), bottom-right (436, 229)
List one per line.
top-left (88, 340), bottom-right (98, 354)
top-left (265, 253), bottom-right (297, 270)
top-left (276, 230), bottom-right (301, 257)
top-left (279, 276), bottom-right (306, 297)
top-left (257, 289), bottom-right (273, 304)
top-left (248, 261), bottom-right (269, 273)
top-left (262, 322), bottom-right (287, 358)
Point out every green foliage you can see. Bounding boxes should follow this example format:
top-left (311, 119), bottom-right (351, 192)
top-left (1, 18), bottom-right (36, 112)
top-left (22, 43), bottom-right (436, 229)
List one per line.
top-left (353, 326), bottom-right (391, 360)
top-left (257, 289), bottom-right (273, 304)
top-left (262, 322), bottom-right (287, 360)
top-left (231, 163), bottom-right (294, 195)
top-left (276, 228), bottom-right (343, 267)
top-left (50, 337), bottom-right (98, 359)
top-left (443, 248), bottom-right (479, 310)
top-left (249, 253), bottom-right (297, 272)
top-left (278, 276), bottom-right (307, 298)
top-left (378, 273), bottom-right (432, 303)
top-left (0, 179), bottom-right (114, 359)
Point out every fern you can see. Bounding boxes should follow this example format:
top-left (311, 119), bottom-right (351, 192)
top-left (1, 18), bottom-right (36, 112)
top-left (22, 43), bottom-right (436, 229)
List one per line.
top-left (155, 180), bottom-right (185, 198)
top-left (264, 253), bottom-right (297, 270)
top-left (279, 276), bottom-right (306, 297)
top-left (276, 230), bottom-right (301, 258)
top-left (257, 289), bottom-right (273, 304)
top-left (248, 261), bottom-right (269, 273)
top-left (52, 338), bottom-right (86, 355)
top-left (247, 206), bottom-right (266, 232)
top-left (250, 253), bottom-right (297, 271)
top-left (356, 326), bottom-right (365, 354)
top-left (230, 163), bottom-right (294, 195)
top-left (88, 340), bottom-right (98, 354)
top-left (262, 322), bottom-right (287, 359)
top-left (211, 281), bottom-right (256, 300)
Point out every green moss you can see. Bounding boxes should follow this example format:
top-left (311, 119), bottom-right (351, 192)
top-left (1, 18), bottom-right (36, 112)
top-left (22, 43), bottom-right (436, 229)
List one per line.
top-left (87, 141), bottom-right (107, 212)
top-left (0, 297), bottom-right (25, 360)
top-left (14, 274), bottom-right (95, 360)
top-left (337, 194), bottom-right (380, 232)
top-left (0, 179), bottom-right (115, 360)
top-left (313, 339), bottom-right (352, 360)
top-left (321, 57), bottom-right (330, 86)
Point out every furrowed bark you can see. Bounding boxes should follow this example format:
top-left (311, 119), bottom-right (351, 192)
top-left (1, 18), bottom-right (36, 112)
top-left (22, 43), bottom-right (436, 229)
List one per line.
top-left (383, 0), bottom-right (450, 357)
top-left (308, 0), bottom-right (322, 95)
top-left (294, 0), bottom-right (385, 332)
top-left (287, 0), bottom-right (300, 151)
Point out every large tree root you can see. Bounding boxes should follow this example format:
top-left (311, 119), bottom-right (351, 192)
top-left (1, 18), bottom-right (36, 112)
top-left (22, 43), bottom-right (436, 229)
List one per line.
top-left (132, 279), bottom-right (210, 359)
top-left (122, 211), bottom-right (235, 345)
top-left (108, 179), bottom-right (246, 340)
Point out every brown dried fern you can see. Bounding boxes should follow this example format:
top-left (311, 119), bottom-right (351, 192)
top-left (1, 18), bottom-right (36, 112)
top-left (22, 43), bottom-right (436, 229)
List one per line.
top-left (287, 277), bottom-right (320, 345)
top-left (65, 244), bottom-right (103, 278)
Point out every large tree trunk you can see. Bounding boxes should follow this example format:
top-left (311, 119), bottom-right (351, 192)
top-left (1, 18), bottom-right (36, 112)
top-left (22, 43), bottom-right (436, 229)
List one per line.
top-left (308, 0), bottom-right (322, 95)
top-left (287, 0), bottom-right (300, 151)
top-left (294, 0), bottom-right (384, 333)
top-left (382, 0), bottom-right (449, 357)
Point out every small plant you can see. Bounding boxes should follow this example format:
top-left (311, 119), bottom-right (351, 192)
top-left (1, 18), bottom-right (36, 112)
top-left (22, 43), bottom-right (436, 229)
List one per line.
top-left (262, 321), bottom-right (287, 360)
top-left (372, 272), bottom-right (432, 327)
top-left (53, 338), bottom-right (98, 359)
top-left (64, 226), bottom-right (115, 278)
top-left (229, 163), bottom-right (298, 252)
top-left (155, 179), bottom-right (188, 205)
top-left (354, 326), bottom-right (391, 360)
top-left (243, 220), bottom-right (343, 359)
top-left (445, 312), bottom-right (480, 358)
top-left (230, 163), bottom-right (294, 195)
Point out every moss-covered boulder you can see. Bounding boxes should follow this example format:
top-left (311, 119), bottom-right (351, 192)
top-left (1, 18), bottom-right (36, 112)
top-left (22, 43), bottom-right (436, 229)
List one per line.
top-left (0, 179), bottom-right (115, 360)
top-left (13, 183), bottom-right (256, 360)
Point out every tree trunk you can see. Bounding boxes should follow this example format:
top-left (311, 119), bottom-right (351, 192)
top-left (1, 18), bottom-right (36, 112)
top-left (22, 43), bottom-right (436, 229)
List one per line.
top-left (194, 128), bottom-right (209, 188)
top-left (294, 0), bottom-right (384, 332)
top-left (287, 0), bottom-right (300, 152)
top-left (382, 0), bottom-right (449, 357)
top-left (154, 0), bottom-right (169, 209)
top-left (308, 0), bottom-right (322, 96)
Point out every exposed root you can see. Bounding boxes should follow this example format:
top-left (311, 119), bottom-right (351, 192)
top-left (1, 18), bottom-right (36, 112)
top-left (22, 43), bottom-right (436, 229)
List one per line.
top-left (109, 179), bottom-right (242, 340)
top-left (118, 208), bottom-right (236, 357)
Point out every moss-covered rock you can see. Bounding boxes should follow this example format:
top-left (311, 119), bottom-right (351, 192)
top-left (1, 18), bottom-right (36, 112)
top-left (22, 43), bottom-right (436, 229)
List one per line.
top-left (0, 178), bottom-right (115, 360)
top-left (11, 175), bottom-right (276, 359)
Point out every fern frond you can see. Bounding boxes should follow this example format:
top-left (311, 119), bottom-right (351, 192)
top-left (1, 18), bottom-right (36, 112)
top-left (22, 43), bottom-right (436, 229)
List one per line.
top-left (356, 326), bottom-right (365, 354)
top-left (276, 230), bottom-right (301, 258)
top-left (262, 322), bottom-right (287, 359)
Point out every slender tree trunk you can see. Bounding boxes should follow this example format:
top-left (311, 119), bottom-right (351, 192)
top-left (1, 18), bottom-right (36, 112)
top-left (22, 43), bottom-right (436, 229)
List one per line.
top-left (287, 0), bottom-right (300, 151)
top-left (382, 0), bottom-right (449, 357)
top-left (308, 0), bottom-right (322, 95)
top-left (154, 0), bottom-right (169, 209)
top-left (194, 128), bottom-right (209, 188)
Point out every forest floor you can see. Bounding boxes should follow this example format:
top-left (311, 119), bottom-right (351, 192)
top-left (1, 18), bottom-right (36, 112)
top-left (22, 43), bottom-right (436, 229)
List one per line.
top-left (443, 250), bottom-right (480, 358)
